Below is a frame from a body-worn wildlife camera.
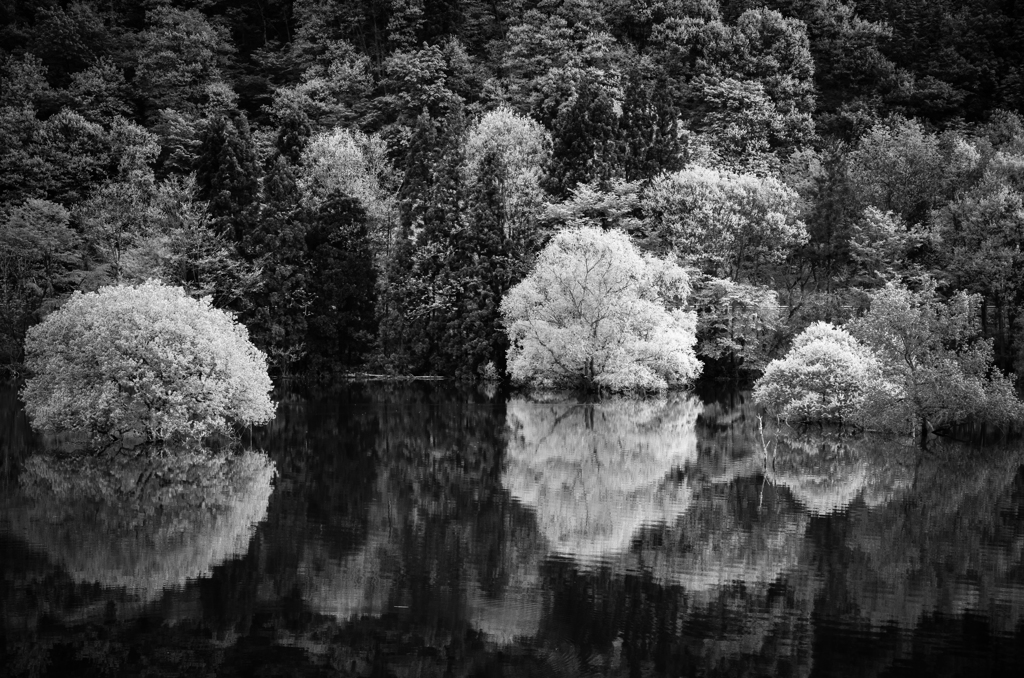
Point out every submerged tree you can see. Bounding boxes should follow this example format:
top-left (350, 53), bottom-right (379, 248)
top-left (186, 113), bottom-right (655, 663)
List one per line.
top-left (501, 226), bottom-right (702, 392)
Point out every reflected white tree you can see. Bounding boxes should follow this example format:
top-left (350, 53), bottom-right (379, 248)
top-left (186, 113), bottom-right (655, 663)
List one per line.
top-left (503, 395), bottom-right (701, 563)
top-left (627, 479), bottom-right (809, 596)
top-left (769, 431), bottom-right (915, 515)
top-left (8, 449), bottom-right (275, 600)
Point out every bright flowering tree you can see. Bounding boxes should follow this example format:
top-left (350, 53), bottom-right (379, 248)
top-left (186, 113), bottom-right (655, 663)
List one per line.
top-left (753, 321), bottom-right (885, 423)
top-left (500, 226), bottom-right (702, 392)
top-left (22, 280), bottom-right (275, 448)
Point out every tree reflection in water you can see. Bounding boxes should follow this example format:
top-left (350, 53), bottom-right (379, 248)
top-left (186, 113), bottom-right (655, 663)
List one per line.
top-left (504, 395), bottom-right (701, 563)
top-left (5, 449), bottom-right (274, 601)
top-left (2, 384), bottom-right (1024, 677)
top-left (768, 430), bottom-right (917, 515)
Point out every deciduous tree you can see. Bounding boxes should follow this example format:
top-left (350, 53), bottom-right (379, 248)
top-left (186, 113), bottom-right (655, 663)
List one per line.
top-left (22, 281), bottom-right (275, 448)
top-left (501, 226), bottom-right (701, 392)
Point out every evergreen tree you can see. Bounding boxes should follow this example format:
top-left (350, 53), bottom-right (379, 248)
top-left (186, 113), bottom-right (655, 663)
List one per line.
top-left (543, 81), bottom-right (622, 199)
top-left (379, 108), bottom-right (470, 374)
top-left (196, 113), bottom-right (261, 242)
top-left (305, 194), bottom-right (378, 372)
top-left (275, 109), bottom-right (313, 166)
top-left (619, 68), bottom-right (684, 182)
top-left (242, 155), bottom-right (310, 374)
top-left (443, 147), bottom-right (514, 378)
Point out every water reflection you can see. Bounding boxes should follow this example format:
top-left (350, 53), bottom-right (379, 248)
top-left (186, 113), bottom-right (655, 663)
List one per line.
top-left (840, 441), bottom-right (1024, 634)
top-left (4, 449), bottom-right (274, 601)
top-left (769, 430), bottom-right (917, 515)
top-left (504, 396), bottom-right (700, 563)
top-left (1, 384), bottom-right (1024, 677)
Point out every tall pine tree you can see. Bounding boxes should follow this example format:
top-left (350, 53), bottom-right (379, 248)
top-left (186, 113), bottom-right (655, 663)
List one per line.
top-left (305, 193), bottom-right (378, 373)
top-left (543, 81), bottom-right (621, 199)
top-left (619, 67), bottom-right (684, 182)
top-left (379, 107), bottom-right (471, 374)
top-left (242, 154), bottom-right (311, 374)
top-left (196, 112), bottom-right (261, 243)
top-left (442, 147), bottom-right (515, 378)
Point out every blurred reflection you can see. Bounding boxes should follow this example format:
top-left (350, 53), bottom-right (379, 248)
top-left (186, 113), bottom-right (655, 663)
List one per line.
top-left (628, 478), bottom-right (808, 595)
top-left (840, 441), bottom-right (1024, 633)
top-left (504, 396), bottom-right (701, 562)
top-left (1, 384), bottom-right (1024, 678)
top-left (298, 495), bottom-right (399, 621)
top-left (5, 449), bottom-right (274, 601)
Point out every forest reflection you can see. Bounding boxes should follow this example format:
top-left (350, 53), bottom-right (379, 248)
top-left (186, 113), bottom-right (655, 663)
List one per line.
top-left (2, 384), bottom-right (1024, 677)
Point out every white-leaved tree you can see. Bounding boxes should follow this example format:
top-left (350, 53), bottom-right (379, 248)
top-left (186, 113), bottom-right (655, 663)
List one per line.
top-left (848, 279), bottom-right (1024, 435)
top-left (22, 280), bottom-right (275, 449)
top-left (642, 165), bottom-right (808, 284)
top-left (298, 127), bottom-right (398, 260)
top-left (465, 107), bottom-right (550, 243)
top-left (753, 321), bottom-right (885, 423)
top-left (500, 226), bottom-right (702, 392)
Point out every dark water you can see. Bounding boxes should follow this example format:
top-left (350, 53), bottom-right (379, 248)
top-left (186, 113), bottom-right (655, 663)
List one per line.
top-left (2, 383), bottom-right (1024, 678)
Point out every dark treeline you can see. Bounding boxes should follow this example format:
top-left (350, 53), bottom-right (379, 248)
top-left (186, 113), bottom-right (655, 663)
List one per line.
top-left (2, 0), bottom-right (1023, 379)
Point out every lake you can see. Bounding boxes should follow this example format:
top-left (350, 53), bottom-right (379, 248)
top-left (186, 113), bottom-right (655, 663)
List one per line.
top-left (2, 382), bottom-right (1024, 677)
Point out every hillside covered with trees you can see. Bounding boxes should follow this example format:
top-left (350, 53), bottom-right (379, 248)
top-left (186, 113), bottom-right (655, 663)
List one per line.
top-left (2, 0), bottom-right (1024, 383)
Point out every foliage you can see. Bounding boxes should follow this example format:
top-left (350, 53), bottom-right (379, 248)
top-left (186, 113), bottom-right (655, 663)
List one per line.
top-left (465, 107), bottom-right (550, 249)
top-left (542, 80), bottom-right (622, 199)
top-left (378, 109), bottom-right (470, 374)
top-left (304, 194), bottom-right (378, 371)
top-left (0, 0), bottom-right (1022, 384)
top-left (298, 127), bottom-right (398, 260)
top-left (501, 226), bottom-right (701, 392)
top-left (133, 6), bottom-right (234, 120)
top-left (22, 281), bottom-right (275, 448)
top-left (846, 116), bottom-right (946, 225)
top-left (642, 165), bottom-right (808, 283)
top-left (195, 113), bottom-right (261, 242)
top-left (689, 275), bottom-right (782, 374)
top-left (440, 148), bottom-right (517, 378)
top-left (130, 176), bottom-right (262, 310)
top-left (847, 279), bottom-right (1024, 433)
top-left (544, 178), bottom-right (642, 233)
top-left (753, 321), bottom-right (884, 423)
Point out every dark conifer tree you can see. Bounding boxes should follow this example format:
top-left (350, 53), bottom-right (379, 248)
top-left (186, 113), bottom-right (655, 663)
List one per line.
top-left (378, 112), bottom-right (440, 370)
top-left (443, 147), bottom-right (513, 378)
top-left (379, 107), bottom-right (472, 374)
top-left (242, 155), bottom-right (310, 374)
top-left (275, 109), bottom-right (313, 166)
top-left (305, 193), bottom-right (378, 372)
top-left (619, 68), bottom-right (684, 182)
top-left (196, 113), bottom-right (261, 242)
top-left (543, 81), bottom-right (622, 199)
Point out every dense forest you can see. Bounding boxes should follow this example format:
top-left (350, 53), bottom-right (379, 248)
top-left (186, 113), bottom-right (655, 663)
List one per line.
top-left (2, 0), bottom-right (1024, 381)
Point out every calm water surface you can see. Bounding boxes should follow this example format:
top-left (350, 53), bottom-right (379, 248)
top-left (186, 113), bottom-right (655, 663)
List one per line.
top-left (2, 383), bottom-right (1024, 677)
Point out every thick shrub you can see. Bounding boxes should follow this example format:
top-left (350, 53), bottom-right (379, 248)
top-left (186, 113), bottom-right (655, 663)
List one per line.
top-left (22, 281), bottom-right (275, 447)
top-left (753, 322), bottom-right (884, 423)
